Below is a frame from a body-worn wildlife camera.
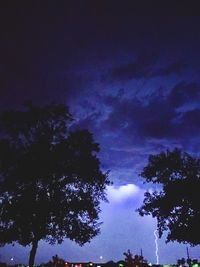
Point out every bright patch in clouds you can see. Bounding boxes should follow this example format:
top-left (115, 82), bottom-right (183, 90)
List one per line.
top-left (107, 183), bottom-right (142, 203)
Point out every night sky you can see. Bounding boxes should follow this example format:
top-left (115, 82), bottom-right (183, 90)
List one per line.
top-left (1, 2), bottom-right (200, 265)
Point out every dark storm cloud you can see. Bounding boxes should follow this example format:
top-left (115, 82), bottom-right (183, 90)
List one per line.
top-left (74, 79), bottom-right (200, 184)
top-left (102, 95), bottom-right (173, 140)
top-left (152, 60), bottom-right (186, 77)
top-left (71, 81), bottom-right (199, 166)
top-left (110, 57), bottom-right (186, 81)
top-left (177, 109), bottom-right (200, 136)
top-left (73, 111), bottom-right (103, 132)
top-left (99, 81), bottom-right (200, 145)
top-left (168, 82), bottom-right (200, 108)
top-left (111, 53), bottom-right (157, 80)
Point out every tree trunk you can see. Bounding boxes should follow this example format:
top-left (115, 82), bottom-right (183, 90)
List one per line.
top-left (29, 239), bottom-right (39, 267)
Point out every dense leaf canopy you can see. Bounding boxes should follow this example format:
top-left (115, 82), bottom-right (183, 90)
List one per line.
top-left (138, 148), bottom-right (200, 246)
top-left (0, 103), bottom-right (110, 265)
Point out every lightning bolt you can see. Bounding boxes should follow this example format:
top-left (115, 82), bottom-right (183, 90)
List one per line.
top-left (154, 230), bottom-right (159, 264)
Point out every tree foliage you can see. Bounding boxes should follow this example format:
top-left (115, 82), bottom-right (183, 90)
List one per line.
top-left (137, 148), bottom-right (200, 246)
top-left (0, 103), bottom-right (110, 266)
top-left (123, 249), bottom-right (148, 267)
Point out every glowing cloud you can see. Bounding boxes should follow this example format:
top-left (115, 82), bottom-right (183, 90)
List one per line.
top-left (106, 183), bottom-right (141, 203)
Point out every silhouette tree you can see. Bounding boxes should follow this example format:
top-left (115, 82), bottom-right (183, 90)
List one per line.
top-left (138, 148), bottom-right (200, 246)
top-left (123, 250), bottom-right (148, 267)
top-left (0, 103), bottom-right (110, 267)
top-left (124, 249), bottom-right (134, 267)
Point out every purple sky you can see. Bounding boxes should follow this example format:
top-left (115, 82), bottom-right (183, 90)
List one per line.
top-left (1, 2), bottom-right (200, 264)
